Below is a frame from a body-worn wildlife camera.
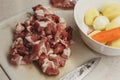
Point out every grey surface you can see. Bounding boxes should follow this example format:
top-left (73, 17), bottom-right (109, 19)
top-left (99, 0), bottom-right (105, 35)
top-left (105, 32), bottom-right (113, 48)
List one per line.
top-left (0, 0), bottom-right (49, 22)
top-left (0, 0), bottom-right (120, 80)
top-left (0, 66), bottom-right (9, 80)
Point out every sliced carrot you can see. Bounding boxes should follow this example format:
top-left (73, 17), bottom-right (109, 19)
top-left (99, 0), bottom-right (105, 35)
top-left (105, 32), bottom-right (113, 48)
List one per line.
top-left (92, 27), bottom-right (120, 43)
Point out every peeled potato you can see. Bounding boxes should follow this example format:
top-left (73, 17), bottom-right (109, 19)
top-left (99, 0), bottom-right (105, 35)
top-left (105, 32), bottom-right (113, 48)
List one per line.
top-left (101, 3), bottom-right (118, 14)
top-left (112, 16), bottom-right (120, 24)
top-left (105, 22), bottom-right (120, 30)
top-left (84, 8), bottom-right (99, 26)
top-left (100, 3), bottom-right (120, 20)
top-left (109, 39), bottom-right (120, 48)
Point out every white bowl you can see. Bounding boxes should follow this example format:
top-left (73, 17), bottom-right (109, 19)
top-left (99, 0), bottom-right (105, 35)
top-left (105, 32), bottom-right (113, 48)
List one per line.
top-left (74, 0), bottom-right (120, 56)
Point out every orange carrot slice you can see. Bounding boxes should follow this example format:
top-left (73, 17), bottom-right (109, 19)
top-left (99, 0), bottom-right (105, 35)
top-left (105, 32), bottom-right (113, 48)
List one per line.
top-left (92, 27), bottom-right (120, 43)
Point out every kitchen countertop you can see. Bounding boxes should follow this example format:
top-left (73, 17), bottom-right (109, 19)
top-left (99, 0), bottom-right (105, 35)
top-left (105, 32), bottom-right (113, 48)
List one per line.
top-left (0, 0), bottom-right (120, 80)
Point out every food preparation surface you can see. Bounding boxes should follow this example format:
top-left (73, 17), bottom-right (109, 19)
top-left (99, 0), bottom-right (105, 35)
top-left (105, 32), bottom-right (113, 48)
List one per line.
top-left (0, 0), bottom-right (120, 80)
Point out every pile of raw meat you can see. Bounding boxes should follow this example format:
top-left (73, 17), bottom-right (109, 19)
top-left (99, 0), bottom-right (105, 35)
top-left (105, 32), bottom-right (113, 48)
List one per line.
top-left (10, 4), bottom-right (73, 76)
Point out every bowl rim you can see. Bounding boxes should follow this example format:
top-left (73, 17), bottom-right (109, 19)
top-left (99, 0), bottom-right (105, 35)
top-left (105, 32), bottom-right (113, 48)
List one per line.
top-left (74, 0), bottom-right (120, 50)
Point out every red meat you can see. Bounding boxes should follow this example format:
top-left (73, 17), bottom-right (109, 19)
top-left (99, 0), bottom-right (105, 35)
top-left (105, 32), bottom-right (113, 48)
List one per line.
top-left (50, 0), bottom-right (76, 9)
top-left (10, 4), bottom-right (73, 76)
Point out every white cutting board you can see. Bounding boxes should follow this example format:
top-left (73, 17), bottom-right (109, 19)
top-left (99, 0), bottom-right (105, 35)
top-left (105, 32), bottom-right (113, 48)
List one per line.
top-left (0, 7), bottom-right (97, 80)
